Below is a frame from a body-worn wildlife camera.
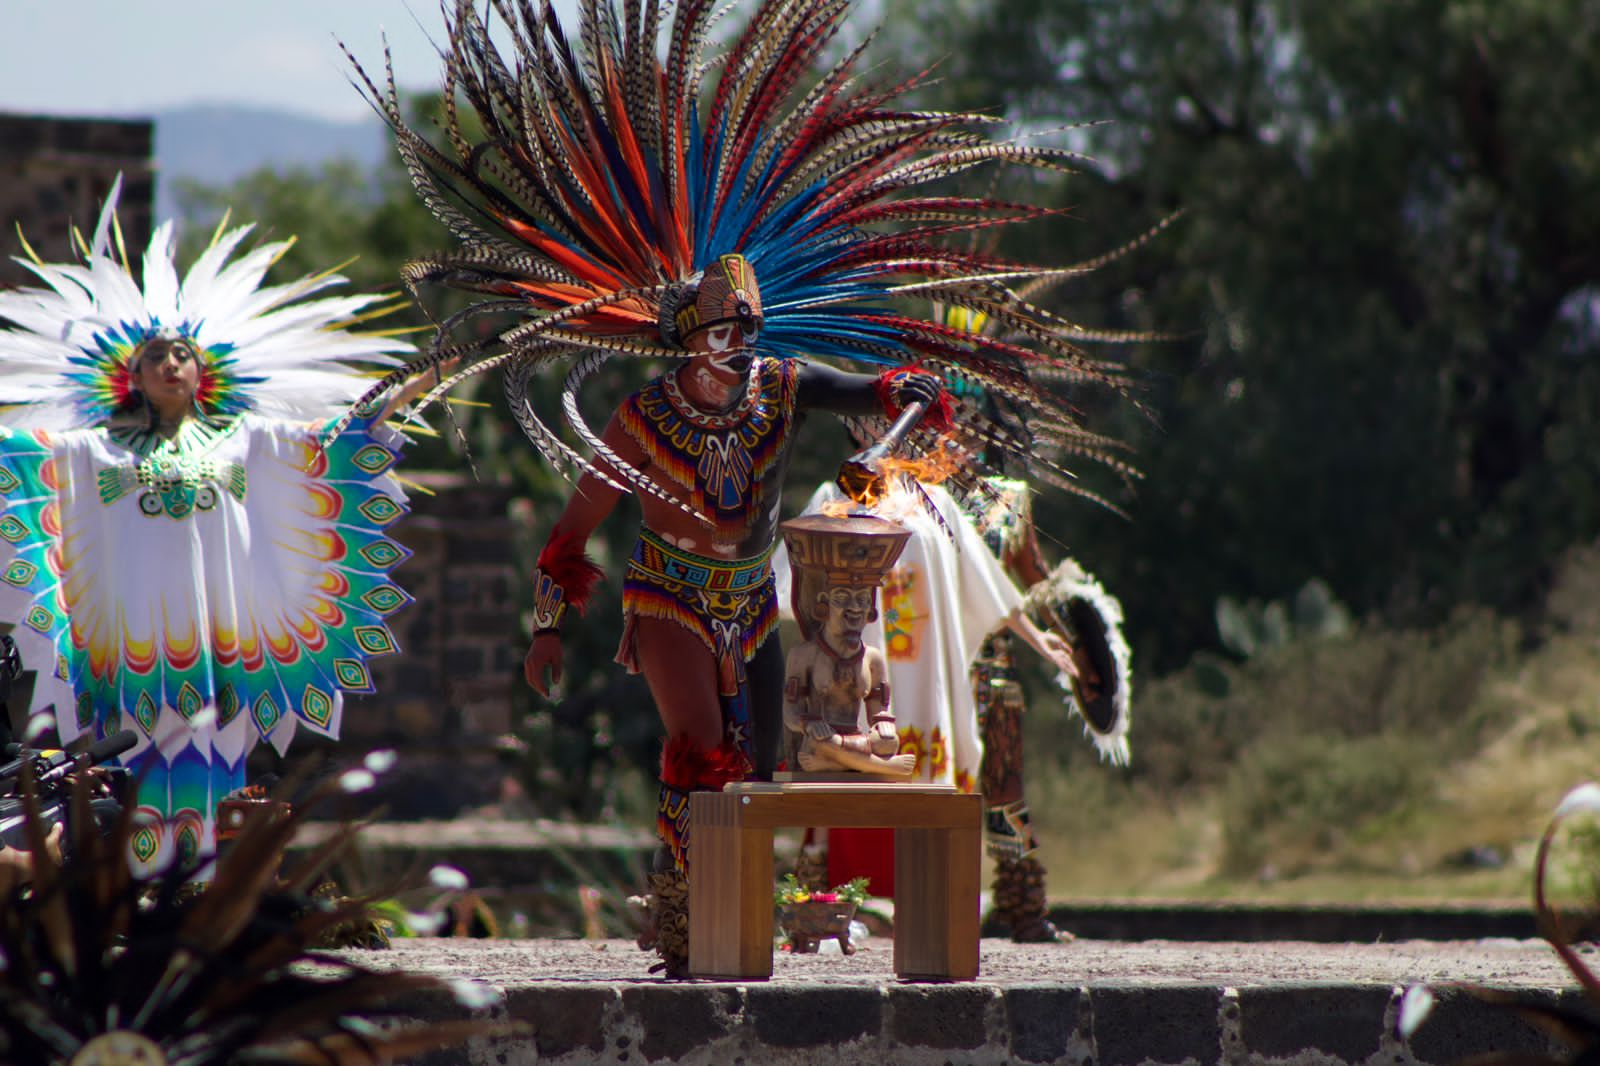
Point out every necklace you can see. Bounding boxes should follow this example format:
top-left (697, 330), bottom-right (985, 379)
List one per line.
top-left (100, 417), bottom-right (247, 519)
top-left (662, 358), bottom-right (766, 429)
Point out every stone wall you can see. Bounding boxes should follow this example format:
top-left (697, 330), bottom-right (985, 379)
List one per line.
top-left (327, 472), bottom-right (525, 819)
top-left (0, 113), bottom-right (154, 286)
top-left (352, 937), bottom-right (1582, 1066)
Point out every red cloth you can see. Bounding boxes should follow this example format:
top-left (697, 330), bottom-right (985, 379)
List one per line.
top-left (827, 827), bottom-right (897, 899)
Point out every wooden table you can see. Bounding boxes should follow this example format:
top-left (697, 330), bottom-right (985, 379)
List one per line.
top-left (688, 782), bottom-right (982, 980)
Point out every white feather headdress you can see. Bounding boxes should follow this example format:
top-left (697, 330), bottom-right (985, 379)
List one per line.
top-left (0, 176), bottom-right (407, 431)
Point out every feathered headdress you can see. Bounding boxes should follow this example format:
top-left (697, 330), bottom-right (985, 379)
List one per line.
top-left (0, 177), bottom-right (407, 431)
top-left (342, 0), bottom-right (1147, 508)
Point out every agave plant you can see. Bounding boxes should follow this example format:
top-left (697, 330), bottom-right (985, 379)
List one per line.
top-left (0, 765), bottom-right (498, 1065)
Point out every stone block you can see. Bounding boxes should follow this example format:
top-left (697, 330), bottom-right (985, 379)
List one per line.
top-left (623, 985), bottom-right (742, 1061)
top-left (393, 698), bottom-right (442, 739)
top-left (446, 646), bottom-right (487, 677)
top-left (458, 698), bottom-right (513, 738)
top-left (1405, 985), bottom-right (1563, 1065)
top-left (1006, 985), bottom-right (1086, 1064)
top-left (491, 644), bottom-right (524, 674)
top-left (1092, 985), bottom-right (1221, 1066)
top-left (887, 984), bottom-right (995, 1050)
top-left (444, 532), bottom-right (517, 567)
top-left (1238, 984), bottom-right (1390, 1062)
top-left (747, 986), bottom-right (881, 1048)
top-left (505, 985), bottom-right (614, 1058)
top-left (452, 609), bottom-right (519, 641)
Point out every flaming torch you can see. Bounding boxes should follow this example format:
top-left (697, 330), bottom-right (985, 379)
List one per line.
top-left (835, 400), bottom-right (929, 505)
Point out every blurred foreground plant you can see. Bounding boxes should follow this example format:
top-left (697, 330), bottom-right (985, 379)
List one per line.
top-left (0, 761), bottom-right (506, 1065)
top-left (1399, 783), bottom-right (1600, 1063)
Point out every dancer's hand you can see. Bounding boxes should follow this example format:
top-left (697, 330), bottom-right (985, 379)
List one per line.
top-left (1036, 630), bottom-right (1079, 679)
top-left (891, 371), bottom-right (942, 409)
top-left (525, 632), bottom-right (565, 699)
top-left (1009, 610), bottom-right (1079, 680)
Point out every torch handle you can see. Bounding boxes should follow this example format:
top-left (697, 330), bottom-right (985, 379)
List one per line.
top-left (852, 400), bottom-right (927, 466)
top-left (834, 399), bottom-right (929, 502)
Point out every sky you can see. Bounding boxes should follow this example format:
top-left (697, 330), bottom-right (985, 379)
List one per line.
top-left (0, 1), bottom-right (474, 123)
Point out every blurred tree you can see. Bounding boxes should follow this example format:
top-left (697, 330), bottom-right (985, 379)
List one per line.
top-left (885, 0), bottom-right (1600, 670)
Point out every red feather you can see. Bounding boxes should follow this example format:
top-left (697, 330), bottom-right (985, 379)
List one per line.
top-left (537, 529), bottom-right (605, 614)
top-left (660, 736), bottom-right (751, 790)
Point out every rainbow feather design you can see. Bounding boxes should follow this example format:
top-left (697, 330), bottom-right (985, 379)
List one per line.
top-left (0, 184), bottom-right (414, 868)
top-left (341, 0), bottom-right (1144, 504)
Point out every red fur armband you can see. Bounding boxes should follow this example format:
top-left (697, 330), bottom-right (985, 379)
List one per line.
top-left (874, 367), bottom-right (956, 433)
top-left (535, 529), bottom-right (605, 615)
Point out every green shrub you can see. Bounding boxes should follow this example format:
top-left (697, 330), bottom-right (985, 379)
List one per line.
top-left (1218, 732), bottom-right (1437, 878)
top-left (1025, 605), bottom-right (1519, 796)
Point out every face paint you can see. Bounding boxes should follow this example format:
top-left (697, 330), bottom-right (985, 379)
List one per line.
top-left (686, 322), bottom-right (755, 383)
top-left (711, 350), bottom-right (754, 375)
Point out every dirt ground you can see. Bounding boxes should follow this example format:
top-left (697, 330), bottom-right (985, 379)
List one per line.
top-left (347, 935), bottom-right (1578, 989)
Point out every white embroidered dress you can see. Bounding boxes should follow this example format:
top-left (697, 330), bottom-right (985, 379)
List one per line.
top-left (0, 181), bottom-right (411, 873)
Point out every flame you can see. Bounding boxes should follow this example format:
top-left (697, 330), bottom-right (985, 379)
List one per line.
top-left (877, 440), bottom-right (963, 488)
top-left (837, 439), bottom-right (966, 512)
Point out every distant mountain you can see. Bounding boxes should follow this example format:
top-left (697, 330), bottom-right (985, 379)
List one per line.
top-left (153, 105), bottom-right (389, 218)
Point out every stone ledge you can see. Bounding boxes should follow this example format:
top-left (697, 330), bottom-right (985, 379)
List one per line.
top-left (346, 936), bottom-right (1586, 1066)
top-left (1029, 899), bottom-right (1540, 943)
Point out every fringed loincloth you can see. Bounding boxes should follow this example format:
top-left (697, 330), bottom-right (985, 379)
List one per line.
top-left (616, 529), bottom-right (777, 698)
top-left (620, 531), bottom-right (774, 857)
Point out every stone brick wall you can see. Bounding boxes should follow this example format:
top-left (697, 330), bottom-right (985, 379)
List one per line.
top-left (0, 113), bottom-right (154, 286)
top-left (329, 472), bottom-right (525, 819)
top-left (361, 937), bottom-right (1581, 1066)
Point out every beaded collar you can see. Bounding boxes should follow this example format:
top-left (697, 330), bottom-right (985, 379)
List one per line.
top-left (100, 415), bottom-right (247, 519)
top-left (619, 358), bottom-right (800, 529)
top-left (660, 357), bottom-right (768, 429)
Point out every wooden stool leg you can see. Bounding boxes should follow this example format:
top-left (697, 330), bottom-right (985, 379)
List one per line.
top-left (893, 822), bottom-right (981, 979)
top-left (690, 792), bottom-right (776, 978)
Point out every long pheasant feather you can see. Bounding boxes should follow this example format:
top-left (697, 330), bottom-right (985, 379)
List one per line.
top-left (338, 0), bottom-right (1161, 502)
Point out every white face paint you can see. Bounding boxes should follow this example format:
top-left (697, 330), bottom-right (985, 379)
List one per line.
top-left (685, 316), bottom-right (758, 379)
top-left (660, 529), bottom-right (698, 551)
top-left (705, 324), bottom-right (755, 377)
